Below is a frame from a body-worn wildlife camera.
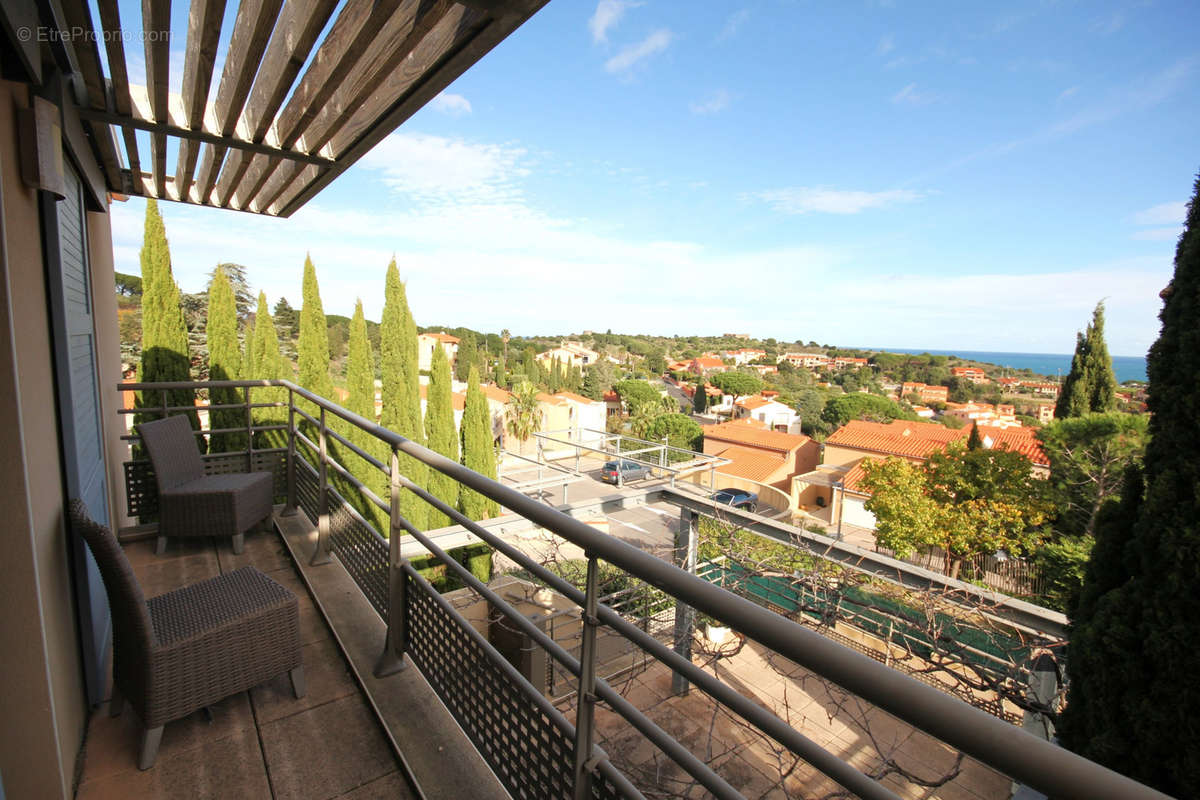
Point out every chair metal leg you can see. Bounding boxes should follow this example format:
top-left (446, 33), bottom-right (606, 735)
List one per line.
top-left (138, 726), bottom-right (164, 770)
top-left (109, 683), bottom-right (123, 718)
top-left (289, 665), bottom-right (306, 699)
top-left (232, 533), bottom-right (244, 554)
top-left (155, 535), bottom-right (167, 555)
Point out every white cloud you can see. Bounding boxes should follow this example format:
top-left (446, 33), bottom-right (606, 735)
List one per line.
top-left (589, 0), bottom-right (641, 44)
top-left (604, 29), bottom-right (674, 74)
top-left (876, 33), bottom-right (895, 56)
top-left (1057, 86), bottom-right (1079, 103)
top-left (1091, 12), bottom-right (1125, 35)
top-left (752, 187), bottom-right (924, 215)
top-left (718, 9), bottom-right (750, 42)
top-left (1131, 228), bottom-right (1182, 242)
top-left (689, 89), bottom-right (732, 115)
top-left (359, 133), bottom-right (529, 207)
top-left (891, 82), bottom-right (936, 106)
top-left (1131, 201), bottom-right (1186, 226)
top-left (430, 93), bottom-right (472, 116)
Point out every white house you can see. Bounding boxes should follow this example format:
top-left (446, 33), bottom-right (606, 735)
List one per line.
top-left (733, 395), bottom-right (802, 434)
top-left (418, 332), bottom-right (460, 372)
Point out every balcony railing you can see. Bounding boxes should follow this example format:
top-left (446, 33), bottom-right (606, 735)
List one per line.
top-left (117, 380), bottom-right (1170, 800)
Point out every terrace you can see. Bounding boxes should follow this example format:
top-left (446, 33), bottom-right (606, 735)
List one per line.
top-left (81, 379), bottom-right (1168, 798)
top-left (0, 0), bottom-right (1179, 797)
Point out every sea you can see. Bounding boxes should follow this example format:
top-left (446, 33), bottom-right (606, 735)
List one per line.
top-left (870, 348), bottom-right (1148, 384)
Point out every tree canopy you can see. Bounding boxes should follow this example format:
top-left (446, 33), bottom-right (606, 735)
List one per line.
top-left (613, 379), bottom-right (660, 408)
top-left (1060, 172), bottom-right (1200, 796)
top-left (861, 443), bottom-right (1053, 578)
top-left (711, 371), bottom-right (762, 399)
top-left (821, 393), bottom-right (915, 427)
top-left (644, 413), bottom-right (703, 460)
top-left (1055, 302), bottom-right (1118, 419)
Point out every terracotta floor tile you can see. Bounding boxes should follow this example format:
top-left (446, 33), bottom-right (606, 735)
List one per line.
top-left (251, 638), bottom-right (358, 725)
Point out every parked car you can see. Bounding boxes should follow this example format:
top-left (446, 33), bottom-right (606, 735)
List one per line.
top-left (712, 488), bottom-right (758, 512)
top-left (600, 459), bottom-right (652, 485)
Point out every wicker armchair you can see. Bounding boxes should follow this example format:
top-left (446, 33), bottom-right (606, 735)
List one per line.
top-left (137, 414), bottom-right (274, 554)
top-left (69, 500), bottom-right (304, 770)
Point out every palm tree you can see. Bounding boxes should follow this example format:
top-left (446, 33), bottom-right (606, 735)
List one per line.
top-left (505, 379), bottom-right (542, 454)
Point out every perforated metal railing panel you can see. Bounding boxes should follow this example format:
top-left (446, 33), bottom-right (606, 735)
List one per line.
top-left (124, 450), bottom-right (286, 518)
top-left (406, 572), bottom-right (629, 800)
top-left (327, 491), bottom-right (389, 618)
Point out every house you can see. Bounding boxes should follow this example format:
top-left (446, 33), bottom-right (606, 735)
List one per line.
top-left (552, 391), bottom-right (607, 443)
top-left (702, 419), bottom-right (820, 492)
top-left (723, 333), bottom-right (751, 340)
top-left (732, 395), bottom-right (802, 434)
top-left (481, 384), bottom-right (512, 442)
top-left (832, 357), bottom-right (869, 370)
top-left (751, 363), bottom-right (779, 376)
top-left (536, 341), bottom-right (599, 370)
top-left (1024, 382), bottom-right (1061, 398)
top-left (1036, 404), bottom-right (1055, 424)
top-left (418, 332), bottom-right (460, 372)
top-left (900, 382), bottom-right (949, 404)
top-left (802, 419), bottom-right (1048, 531)
top-left (951, 366), bottom-right (988, 384)
top-left (778, 352), bottom-right (831, 370)
top-left (687, 356), bottom-right (727, 375)
top-left (721, 347), bottom-right (766, 366)
top-left (943, 401), bottom-right (1021, 428)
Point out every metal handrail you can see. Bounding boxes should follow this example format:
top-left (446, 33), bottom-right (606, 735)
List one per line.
top-left (118, 380), bottom-right (1172, 800)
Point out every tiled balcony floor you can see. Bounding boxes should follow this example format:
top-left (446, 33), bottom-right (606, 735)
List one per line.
top-left (74, 524), bottom-right (416, 800)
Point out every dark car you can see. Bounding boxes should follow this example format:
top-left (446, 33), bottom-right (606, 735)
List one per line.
top-left (600, 459), bottom-right (652, 485)
top-left (712, 488), bottom-right (758, 512)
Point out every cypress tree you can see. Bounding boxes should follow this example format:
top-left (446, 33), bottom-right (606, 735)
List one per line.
top-left (380, 260), bottom-right (428, 530)
top-left (247, 291), bottom-right (287, 450)
top-left (297, 255), bottom-right (333, 399)
top-left (494, 354), bottom-right (506, 388)
top-left (461, 365), bottom-right (499, 520)
top-left (424, 343), bottom-right (459, 528)
top-left (206, 266), bottom-right (245, 452)
top-left (346, 299), bottom-right (387, 532)
top-left (1060, 172), bottom-right (1200, 796)
top-left (1055, 302), bottom-right (1118, 419)
top-left (135, 199), bottom-right (201, 451)
top-left (966, 422), bottom-right (982, 451)
top-left (548, 356), bottom-right (562, 393)
top-left (693, 383), bottom-right (708, 413)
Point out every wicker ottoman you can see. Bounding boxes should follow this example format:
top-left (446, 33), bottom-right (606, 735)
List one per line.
top-left (158, 471), bottom-right (274, 554)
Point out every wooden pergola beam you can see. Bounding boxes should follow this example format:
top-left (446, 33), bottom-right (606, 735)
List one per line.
top-left (213, 0), bottom-right (338, 208)
top-left (95, 0), bottom-right (140, 179)
top-left (194, 0), bottom-right (283, 203)
top-left (174, 0), bottom-right (227, 199)
top-left (141, 0), bottom-right (171, 197)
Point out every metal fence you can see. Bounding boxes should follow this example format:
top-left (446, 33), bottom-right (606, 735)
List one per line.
top-left (117, 380), bottom-right (1169, 800)
top-left (874, 544), bottom-right (1048, 599)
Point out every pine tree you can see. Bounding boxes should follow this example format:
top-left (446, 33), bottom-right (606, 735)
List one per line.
top-left (346, 299), bottom-right (387, 532)
top-left (135, 199), bottom-right (200, 452)
top-left (246, 292), bottom-right (287, 449)
top-left (424, 344), bottom-right (459, 528)
top-left (582, 366), bottom-right (602, 400)
top-left (1055, 302), bottom-right (1118, 419)
top-left (379, 260), bottom-right (428, 530)
top-left (206, 266), bottom-right (245, 452)
top-left (1060, 172), bottom-right (1200, 796)
top-left (461, 365), bottom-right (499, 520)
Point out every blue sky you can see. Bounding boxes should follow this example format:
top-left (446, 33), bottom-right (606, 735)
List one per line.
top-left (106, 0), bottom-right (1199, 356)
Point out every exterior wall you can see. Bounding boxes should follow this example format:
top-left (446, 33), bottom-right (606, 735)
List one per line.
top-left (841, 495), bottom-right (877, 529)
top-left (821, 443), bottom-right (867, 468)
top-left (792, 438), bottom-right (821, 476)
top-left (417, 335), bottom-right (458, 372)
top-left (0, 78), bottom-right (98, 799)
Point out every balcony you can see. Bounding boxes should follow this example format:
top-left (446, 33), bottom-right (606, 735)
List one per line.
top-left (91, 380), bottom-right (1167, 800)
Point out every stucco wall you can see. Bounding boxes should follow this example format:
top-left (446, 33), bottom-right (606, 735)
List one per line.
top-left (0, 78), bottom-right (88, 799)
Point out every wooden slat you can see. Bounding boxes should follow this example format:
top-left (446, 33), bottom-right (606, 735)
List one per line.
top-left (141, 0), bottom-right (171, 197)
top-left (95, 0), bottom-right (141, 178)
top-left (213, 0), bottom-right (338, 207)
top-left (194, 0), bottom-right (283, 203)
top-left (231, 0), bottom-right (405, 209)
top-left (174, 0), bottom-right (227, 199)
top-left (274, 3), bottom-right (511, 216)
top-left (55, 0), bottom-right (124, 189)
top-left (259, 0), bottom-right (464, 212)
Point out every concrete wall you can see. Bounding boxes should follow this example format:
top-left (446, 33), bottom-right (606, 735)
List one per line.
top-left (822, 443), bottom-right (866, 468)
top-left (0, 76), bottom-right (123, 799)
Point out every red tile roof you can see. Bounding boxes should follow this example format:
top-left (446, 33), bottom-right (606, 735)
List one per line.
top-left (735, 395), bottom-right (773, 410)
top-left (703, 419), bottom-right (810, 454)
top-left (481, 384), bottom-right (511, 404)
top-left (553, 391), bottom-right (600, 405)
top-left (714, 445), bottom-right (789, 482)
top-left (973, 425), bottom-right (1048, 467)
top-left (825, 419), bottom-right (966, 460)
top-left (421, 332), bottom-right (461, 344)
top-left (691, 357), bottom-right (725, 369)
top-left (840, 460), bottom-right (874, 495)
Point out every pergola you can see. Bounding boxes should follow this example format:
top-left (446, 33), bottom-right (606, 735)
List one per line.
top-left (6, 0), bottom-right (546, 216)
